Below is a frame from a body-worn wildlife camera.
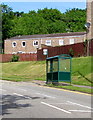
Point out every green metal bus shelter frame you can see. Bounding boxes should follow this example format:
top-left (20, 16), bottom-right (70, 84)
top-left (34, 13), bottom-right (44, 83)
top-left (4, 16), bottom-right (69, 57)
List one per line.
top-left (46, 54), bottom-right (72, 84)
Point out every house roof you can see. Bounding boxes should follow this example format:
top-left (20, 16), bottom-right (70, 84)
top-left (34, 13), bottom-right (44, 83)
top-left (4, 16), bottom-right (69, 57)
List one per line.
top-left (6, 32), bottom-right (86, 40)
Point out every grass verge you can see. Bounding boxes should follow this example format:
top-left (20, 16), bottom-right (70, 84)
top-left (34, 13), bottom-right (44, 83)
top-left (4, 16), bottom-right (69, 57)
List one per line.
top-left (46, 84), bottom-right (92, 94)
top-left (1, 56), bottom-right (93, 93)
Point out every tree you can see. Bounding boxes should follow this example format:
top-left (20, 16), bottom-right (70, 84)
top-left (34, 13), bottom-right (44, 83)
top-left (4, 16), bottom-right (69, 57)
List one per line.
top-left (37, 8), bottom-right (63, 22)
top-left (1, 4), bottom-right (15, 52)
top-left (47, 20), bottom-right (66, 34)
top-left (14, 11), bottom-right (24, 17)
top-left (64, 8), bottom-right (86, 32)
top-left (9, 14), bottom-right (48, 37)
top-left (2, 4), bottom-right (86, 46)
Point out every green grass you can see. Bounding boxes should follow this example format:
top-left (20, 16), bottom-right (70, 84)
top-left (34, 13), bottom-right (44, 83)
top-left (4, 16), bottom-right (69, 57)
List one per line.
top-left (71, 56), bottom-right (92, 86)
top-left (72, 56), bottom-right (92, 76)
top-left (46, 84), bottom-right (92, 94)
top-left (1, 56), bottom-right (92, 87)
top-left (2, 61), bottom-right (46, 82)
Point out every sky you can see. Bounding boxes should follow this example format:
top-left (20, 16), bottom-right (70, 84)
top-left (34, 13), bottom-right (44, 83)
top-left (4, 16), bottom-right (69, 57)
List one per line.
top-left (2, 1), bottom-right (86, 13)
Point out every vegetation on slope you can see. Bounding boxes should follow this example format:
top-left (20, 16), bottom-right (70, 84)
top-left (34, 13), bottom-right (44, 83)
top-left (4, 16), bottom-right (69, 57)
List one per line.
top-left (2, 56), bottom-right (92, 87)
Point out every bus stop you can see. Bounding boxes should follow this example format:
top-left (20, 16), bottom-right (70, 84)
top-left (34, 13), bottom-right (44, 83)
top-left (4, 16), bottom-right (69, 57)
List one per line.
top-left (46, 54), bottom-right (72, 84)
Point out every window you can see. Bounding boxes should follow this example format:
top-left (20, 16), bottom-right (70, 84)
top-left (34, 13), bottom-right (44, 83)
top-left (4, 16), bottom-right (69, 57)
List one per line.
top-left (12, 52), bottom-right (17, 54)
top-left (69, 39), bottom-right (74, 44)
top-left (45, 40), bottom-right (51, 46)
top-left (17, 51), bottom-right (23, 54)
top-left (22, 41), bottom-right (26, 47)
top-left (59, 39), bottom-right (64, 45)
top-left (33, 41), bottom-right (39, 46)
top-left (12, 42), bottom-right (17, 47)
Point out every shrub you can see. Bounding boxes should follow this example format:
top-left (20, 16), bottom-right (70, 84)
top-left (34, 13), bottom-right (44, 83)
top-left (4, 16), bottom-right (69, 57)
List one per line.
top-left (78, 54), bottom-right (81, 57)
top-left (11, 55), bottom-right (19, 62)
top-left (69, 48), bottom-right (74, 57)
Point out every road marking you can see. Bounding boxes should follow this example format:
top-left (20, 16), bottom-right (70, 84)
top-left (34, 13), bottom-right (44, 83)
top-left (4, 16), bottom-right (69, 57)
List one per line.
top-left (69, 110), bottom-right (93, 112)
top-left (36, 93), bottom-right (55, 98)
top-left (42, 86), bottom-right (92, 96)
top-left (13, 93), bottom-right (31, 99)
top-left (13, 93), bottom-right (24, 97)
top-left (67, 101), bottom-right (93, 110)
top-left (41, 101), bottom-right (71, 114)
top-left (47, 102), bottom-right (72, 105)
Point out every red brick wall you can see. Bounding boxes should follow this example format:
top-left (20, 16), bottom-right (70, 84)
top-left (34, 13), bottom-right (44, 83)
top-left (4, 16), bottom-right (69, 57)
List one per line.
top-left (0, 54), bottom-right (12, 62)
top-left (0, 53), bottom-right (37, 62)
top-left (19, 54), bottom-right (37, 61)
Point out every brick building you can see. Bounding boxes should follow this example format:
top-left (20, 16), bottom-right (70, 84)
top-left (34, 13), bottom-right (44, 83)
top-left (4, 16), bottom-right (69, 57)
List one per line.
top-left (4, 32), bottom-right (86, 54)
top-left (4, 0), bottom-right (93, 54)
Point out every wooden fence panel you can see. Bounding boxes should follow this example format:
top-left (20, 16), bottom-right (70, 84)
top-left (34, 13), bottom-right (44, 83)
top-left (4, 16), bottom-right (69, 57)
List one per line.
top-left (37, 42), bottom-right (87, 61)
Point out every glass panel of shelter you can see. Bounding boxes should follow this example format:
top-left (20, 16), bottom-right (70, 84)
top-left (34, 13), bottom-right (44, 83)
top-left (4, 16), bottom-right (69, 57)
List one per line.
top-left (47, 60), bottom-right (51, 73)
top-left (47, 58), bottom-right (58, 73)
top-left (47, 60), bottom-right (53, 73)
top-left (53, 58), bottom-right (58, 72)
top-left (59, 58), bottom-right (70, 72)
top-left (47, 57), bottom-right (70, 73)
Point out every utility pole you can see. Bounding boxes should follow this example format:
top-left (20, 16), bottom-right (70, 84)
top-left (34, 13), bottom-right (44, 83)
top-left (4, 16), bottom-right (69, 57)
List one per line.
top-left (85, 0), bottom-right (93, 56)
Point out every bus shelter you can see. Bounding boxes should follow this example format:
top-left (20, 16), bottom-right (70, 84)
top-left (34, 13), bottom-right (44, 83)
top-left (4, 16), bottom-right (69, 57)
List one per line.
top-left (46, 54), bottom-right (72, 84)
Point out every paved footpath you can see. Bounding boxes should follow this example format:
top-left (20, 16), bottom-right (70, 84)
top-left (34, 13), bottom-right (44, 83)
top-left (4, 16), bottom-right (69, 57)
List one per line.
top-left (32, 80), bottom-right (93, 89)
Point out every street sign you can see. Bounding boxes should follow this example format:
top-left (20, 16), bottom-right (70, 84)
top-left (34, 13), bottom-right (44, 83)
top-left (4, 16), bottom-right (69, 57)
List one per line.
top-left (43, 49), bottom-right (48, 55)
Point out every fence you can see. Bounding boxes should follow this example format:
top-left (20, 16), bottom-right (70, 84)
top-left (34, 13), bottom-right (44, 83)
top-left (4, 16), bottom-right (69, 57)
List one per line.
top-left (0, 53), bottom-right (37, 62)
top-left (0, 40), bottom-right (93, 62)
top-left (37, 42), bottom-right (86, 61)
top-left (37, 40), bottom-right (93, 61)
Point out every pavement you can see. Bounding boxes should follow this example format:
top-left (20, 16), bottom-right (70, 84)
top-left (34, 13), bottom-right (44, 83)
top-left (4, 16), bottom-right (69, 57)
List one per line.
top-left (32, 80), bottom-right (93, 89)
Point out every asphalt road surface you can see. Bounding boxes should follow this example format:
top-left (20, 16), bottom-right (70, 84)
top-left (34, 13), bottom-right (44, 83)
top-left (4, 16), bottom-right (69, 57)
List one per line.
top-left (0, 80), bottom-right (92, 119)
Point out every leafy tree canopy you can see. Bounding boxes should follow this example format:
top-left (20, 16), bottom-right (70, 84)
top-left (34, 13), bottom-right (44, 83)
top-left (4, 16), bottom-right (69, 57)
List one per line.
top-left (1, 4), bottom-right (86, 52)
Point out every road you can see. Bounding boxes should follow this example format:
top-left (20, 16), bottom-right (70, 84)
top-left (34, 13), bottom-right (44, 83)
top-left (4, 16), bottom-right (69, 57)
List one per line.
top-left (0, 80), bottom-right (92, 119)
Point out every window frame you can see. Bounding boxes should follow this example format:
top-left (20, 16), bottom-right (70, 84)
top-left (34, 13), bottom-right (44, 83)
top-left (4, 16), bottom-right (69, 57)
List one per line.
top-left (12, 41), bottom-right (17, 47)
top-left (69, 39), bottom-right (74, 44)
top-left (33, 40), bottom-right (39, 46)
top-left (22, 41), bottom-right (26, 47)
top-left (59, 39), bottom-right (64, 45)
top-left (45, 40), bottom-right (51, 46)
